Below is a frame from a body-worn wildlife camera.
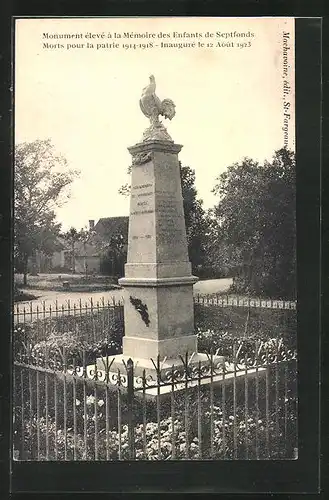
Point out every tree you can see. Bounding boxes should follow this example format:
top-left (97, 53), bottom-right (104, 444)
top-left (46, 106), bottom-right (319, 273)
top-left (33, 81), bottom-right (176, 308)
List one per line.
top-left (91, 229), bottom-right (127, 278)
top-left (179, 165), bottom-right (209, 276)
top-left (202, 210), bottom-right (232, 278)
top-left (119, 162), bottom-right (209, 275)
top-left (211, 148), bottom-right (296, 299)
top-left (62, 227), bottom-right (97, 276)
top-left (62, 227), bottom-right (80, 273)
top-left (14, 139), bottom-right (79, 284)
top-left (79, 228), bottom-right (91, 277)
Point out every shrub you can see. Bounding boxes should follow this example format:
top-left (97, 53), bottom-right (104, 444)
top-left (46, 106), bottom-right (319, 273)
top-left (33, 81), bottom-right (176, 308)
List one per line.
top-left (14, 283), bottom-right (38, 302)
top-left (16, 306), bottom-right (124, 345)
top-left (30, 332), bottom-right (88, 367)
top-left (16, 417), bottom-right (87, 461)
top-left (194, 303), bottom-right (296, 348)
top-left (197, 326), bottom-right (296, 356)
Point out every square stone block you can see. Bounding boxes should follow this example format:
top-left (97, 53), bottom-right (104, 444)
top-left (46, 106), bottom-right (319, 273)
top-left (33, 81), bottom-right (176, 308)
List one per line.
top-left (123, 334), bottom-right (198, 359)
top-left (121, 283), bottom-right (196, 348)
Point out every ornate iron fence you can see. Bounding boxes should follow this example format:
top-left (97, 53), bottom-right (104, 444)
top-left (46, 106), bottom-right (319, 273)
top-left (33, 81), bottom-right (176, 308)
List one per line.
top-left (13, 339), bottom-right (297, 461)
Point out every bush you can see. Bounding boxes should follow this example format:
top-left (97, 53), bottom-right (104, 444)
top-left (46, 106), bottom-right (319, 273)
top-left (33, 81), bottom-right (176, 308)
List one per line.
top-left (14, 304), bottom-right (124, 348)
top-left (194, 303), bottom-right (296, 350)
top-left (14, 283), bottom-right (37, 302)
top-left (29, 332), bottom-right (87, 367)
top-left (28, 330), bottom-right (122, 368)
top-left (50, 266), bottom-right (72, 274)
top-left (196, 328), bottom-right (296, 360)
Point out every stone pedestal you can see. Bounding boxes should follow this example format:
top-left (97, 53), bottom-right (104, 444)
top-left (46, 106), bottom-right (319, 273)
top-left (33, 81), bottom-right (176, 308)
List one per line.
top-left (118, 139), bottom-right (198, 362)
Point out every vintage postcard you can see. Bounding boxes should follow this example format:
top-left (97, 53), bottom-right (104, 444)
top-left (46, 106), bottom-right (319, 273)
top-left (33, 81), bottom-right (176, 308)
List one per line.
top-left (13, 16), bottom-right (298, 468)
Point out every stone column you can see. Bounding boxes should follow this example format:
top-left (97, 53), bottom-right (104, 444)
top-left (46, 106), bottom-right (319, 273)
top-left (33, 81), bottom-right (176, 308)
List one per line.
top-left (118, 139), bottom-right (198, 361)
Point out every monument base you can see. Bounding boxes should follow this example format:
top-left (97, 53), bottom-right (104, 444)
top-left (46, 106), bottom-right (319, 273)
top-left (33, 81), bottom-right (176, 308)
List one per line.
top-left (90, 354), bottom-right (266, 400)
top-left (122, 334), bottom-right (198, 359)
top-left (95, 351), bottom-right (225, 381)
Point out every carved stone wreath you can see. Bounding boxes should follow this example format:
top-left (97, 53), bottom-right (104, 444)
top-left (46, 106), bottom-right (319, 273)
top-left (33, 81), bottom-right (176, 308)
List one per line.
top-left (129, 296), bottom-right (150, 327)
top-left (131, 151), bottom-right (154, 167)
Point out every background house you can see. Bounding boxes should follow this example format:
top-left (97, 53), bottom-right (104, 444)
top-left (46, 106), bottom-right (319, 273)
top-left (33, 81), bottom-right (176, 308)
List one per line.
top-left (27, 217), bottom-right (129, 276)
top-left (62, 238), bottom-right (101, 275)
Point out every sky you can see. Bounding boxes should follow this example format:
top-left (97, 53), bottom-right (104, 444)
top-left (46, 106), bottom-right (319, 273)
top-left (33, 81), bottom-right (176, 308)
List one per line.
top-left (15, 17), bottom-right (295, 231)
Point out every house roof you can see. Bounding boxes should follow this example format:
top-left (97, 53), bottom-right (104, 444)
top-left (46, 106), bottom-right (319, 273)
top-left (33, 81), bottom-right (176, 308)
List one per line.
top-left (94, 216), bottom-right (129, 239)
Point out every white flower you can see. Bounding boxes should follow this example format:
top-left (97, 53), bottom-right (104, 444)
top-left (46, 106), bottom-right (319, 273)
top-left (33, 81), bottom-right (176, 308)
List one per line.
top-left (75, 399), bottom-right (81, 406)
top-left (98, 399), bottom-right (104, 407)
top-left (86, 395), bottom-right (95, 405)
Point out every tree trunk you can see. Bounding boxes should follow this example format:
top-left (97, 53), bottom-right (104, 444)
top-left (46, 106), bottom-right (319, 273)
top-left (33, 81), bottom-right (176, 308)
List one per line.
top-left (83, 242), bottom-right (87, 278)
top-left (30, 249), bottom-right (38, 276)
top-left (71, 242), bottom-right (75, 274)
top-left (23, 254), bottom-right (28, 286)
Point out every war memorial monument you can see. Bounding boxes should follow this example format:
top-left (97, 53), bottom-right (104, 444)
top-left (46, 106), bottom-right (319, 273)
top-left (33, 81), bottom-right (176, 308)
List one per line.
top-left (103, 75), bottom-right (224, 379)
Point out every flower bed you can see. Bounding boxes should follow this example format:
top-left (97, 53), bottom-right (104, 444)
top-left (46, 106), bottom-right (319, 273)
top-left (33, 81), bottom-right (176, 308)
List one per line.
top-left (14, 361), bottom-right (297, 461)
top-left (16, 392), bottom-right (297, 461)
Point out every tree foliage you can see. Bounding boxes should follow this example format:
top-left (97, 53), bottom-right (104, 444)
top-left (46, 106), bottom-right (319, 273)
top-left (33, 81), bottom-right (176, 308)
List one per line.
top-left (211, 148), bottom-right (296, 299)
top-left (91, 229), bottom-right (127, 277)
top-left (14, 139), bottom-right (79, 283)
top-left (179, 165), bottom-right (209, 275)
top-left (62, 227), bottom-right (82, 273)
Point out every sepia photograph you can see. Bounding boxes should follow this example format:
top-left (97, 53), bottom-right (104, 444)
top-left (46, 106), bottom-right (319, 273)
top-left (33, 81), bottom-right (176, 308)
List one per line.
top-left (13, 17), bottom-right (297, 463)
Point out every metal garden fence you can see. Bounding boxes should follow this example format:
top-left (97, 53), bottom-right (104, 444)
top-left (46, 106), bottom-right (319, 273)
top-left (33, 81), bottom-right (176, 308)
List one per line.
top-left (13, 295), bottom-right (297, 350)
top-left (194, 295), bottom-right (296, 310)
top-left (13, 338), bottom-right (297, 461)
top-left (13, 298), bottom-right (124, 346)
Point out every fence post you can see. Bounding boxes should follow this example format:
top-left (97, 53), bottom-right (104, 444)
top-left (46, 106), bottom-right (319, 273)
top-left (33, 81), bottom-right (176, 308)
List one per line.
top-left (126, 358), bottom-right (135, 459)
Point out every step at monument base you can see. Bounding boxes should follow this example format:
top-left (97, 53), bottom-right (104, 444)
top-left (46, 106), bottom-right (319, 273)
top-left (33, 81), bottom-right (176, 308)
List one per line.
top-left (94, 351), bottom-right (225, 380)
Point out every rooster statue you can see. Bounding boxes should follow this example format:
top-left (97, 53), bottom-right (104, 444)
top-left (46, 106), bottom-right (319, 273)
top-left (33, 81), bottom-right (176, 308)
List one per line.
top-left (139, 75), bottom-right (176, 141)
